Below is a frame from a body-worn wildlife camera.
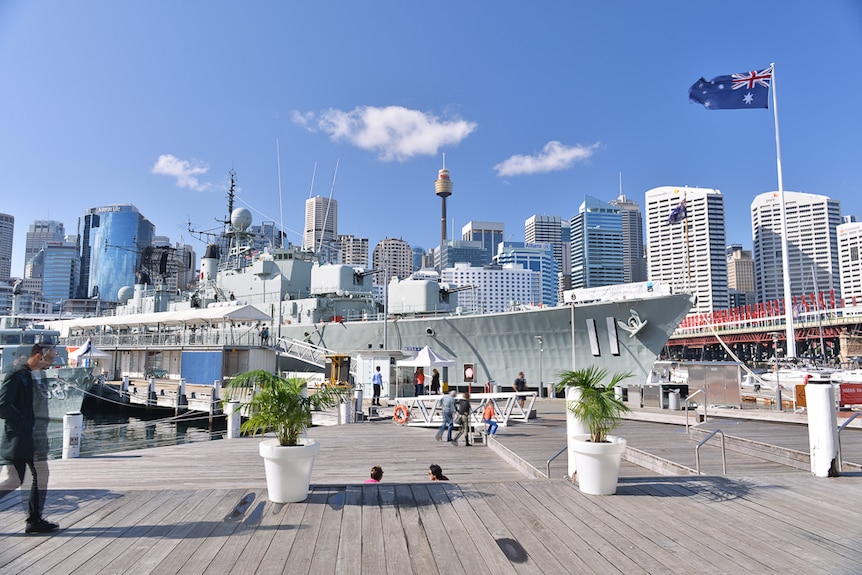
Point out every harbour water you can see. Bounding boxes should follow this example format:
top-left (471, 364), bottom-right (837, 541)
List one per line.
top-left (45, 404), bottom-right (226, 460)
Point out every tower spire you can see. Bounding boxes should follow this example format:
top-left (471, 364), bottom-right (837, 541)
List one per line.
top-left (434, 154), bottom-right (453, 245)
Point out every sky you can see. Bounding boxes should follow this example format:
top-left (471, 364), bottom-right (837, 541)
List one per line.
top-left (1, 1), bottom-right (861, 277)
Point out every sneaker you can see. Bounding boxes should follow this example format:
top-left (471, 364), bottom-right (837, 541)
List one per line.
top-left (435, 433), bottom-right (442, 441)
top-left (451, 439), bottom-right (458, 446)
top-left (25, 519), bottom-right (59, 534)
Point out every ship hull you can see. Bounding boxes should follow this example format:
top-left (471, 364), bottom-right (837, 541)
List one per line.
top-left (277, 293), bottom-right (693, 387)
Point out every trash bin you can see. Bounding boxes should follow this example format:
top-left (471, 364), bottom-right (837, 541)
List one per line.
top-left (669, 389), bottom-right (681, 410)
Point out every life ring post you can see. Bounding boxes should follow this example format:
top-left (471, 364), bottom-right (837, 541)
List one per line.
top-left (392, 404), bottom-right (410, 425)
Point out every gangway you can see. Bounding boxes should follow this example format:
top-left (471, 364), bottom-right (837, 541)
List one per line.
top-left (273, 337), bottom-right (358, 380)
top-left (390, 392), bottom-right (538, 428)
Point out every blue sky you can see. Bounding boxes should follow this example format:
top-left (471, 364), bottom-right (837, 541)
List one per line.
top-left (2, 1), bottom-right (861, 276)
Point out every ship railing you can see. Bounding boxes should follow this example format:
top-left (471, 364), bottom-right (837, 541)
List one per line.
top-left (63, 326), bottom-right (267, 349)
top-left (389, 392), bottom-right (538, 427)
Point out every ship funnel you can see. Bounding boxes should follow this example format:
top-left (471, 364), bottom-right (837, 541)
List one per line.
top-left (200, 243), bottom-right (220, 282)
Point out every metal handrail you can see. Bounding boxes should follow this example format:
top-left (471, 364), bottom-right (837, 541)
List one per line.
top-left (695, 429), bottom-right (726, 475)
top-left (837, 412), bottom-right (861, 472)
top-left (546, 445), bottom-right (568, 479)
top-left (685, 389), bottom-right (707, 432)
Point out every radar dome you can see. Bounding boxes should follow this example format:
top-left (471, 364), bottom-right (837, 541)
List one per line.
top-left (117, 286), bottom-right (134, 304)
top-left (231, 208), bottom-right (252, 231)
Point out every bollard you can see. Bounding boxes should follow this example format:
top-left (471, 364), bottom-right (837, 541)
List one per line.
top-left (63, 411), bottom-right (84, 459)
top-left (339, 400), bottom-right (351, 424)
top-left (147, 377), bottom-right (157, 407)
top-left (226, 402), bottom-right (241, 439)
top-left (806, 379), bottom-right (840, 477)
top-left (354, 388), bottom-right (363, 421)
top-left (176, 378), bottom-right (188, 414)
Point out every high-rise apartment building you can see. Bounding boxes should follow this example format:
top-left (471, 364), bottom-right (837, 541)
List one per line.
top-left (751, 191), bottom-right (841, 303)
top-left (336, 234), bottom-right (369, 267)
top-left (494, 241), bottom-right (557, 307)
top-left (837, 222), bottom-right (862, 304)
top-left (76, 204), bottom-right (155, 301)
top-left (372, 238), bottom-right (413, 285)
top-left (0, 213), bottom-right (13, 281)
top-left (645, 186), bottom-right (729, 315)
top-left (461, 221), bottom-right (504, 266)
top-left (303, 196), bottom-right (337, 262)
top-left (726, 244), bottom-right (755, 307)
top-left (609, 195), bottom-right (647, 283)
top-left (569, 196), bottom-right (624, 289)
top-left (441, 262), bottom-right (540, 314)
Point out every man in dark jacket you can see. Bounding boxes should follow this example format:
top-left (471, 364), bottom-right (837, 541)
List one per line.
top-left (0, 343), bottom-right (59, 534)
top-left (451, 391), bottom-right (473, 446)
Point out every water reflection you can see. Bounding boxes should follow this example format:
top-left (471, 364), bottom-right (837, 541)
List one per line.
top-left (46, 405), bottom-right (226, 459)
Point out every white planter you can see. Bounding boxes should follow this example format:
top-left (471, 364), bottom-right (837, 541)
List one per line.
top-left (570, 434), bottom-right (627, 495)
top-left (259, 437), bottom-right (320, 503)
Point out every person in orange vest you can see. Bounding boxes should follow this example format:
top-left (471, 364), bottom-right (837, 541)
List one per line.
top-left (482, 401), bottom-right (498, 436)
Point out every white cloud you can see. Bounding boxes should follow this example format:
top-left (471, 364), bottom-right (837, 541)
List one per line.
top-left (151, 154), bottom-right (212, 191)
top-left (493, 141), bottom-right (601, 177)
top-left (293, 105), bottom-right (476, 162)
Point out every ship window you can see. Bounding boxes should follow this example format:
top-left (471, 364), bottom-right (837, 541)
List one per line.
top-left (1, 334), bottom-right (21, 344)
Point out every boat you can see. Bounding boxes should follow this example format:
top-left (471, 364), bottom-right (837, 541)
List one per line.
top-left (1, 310), bottom-right (98, 421)
top-left (49, 183), bottom-right (693, 396)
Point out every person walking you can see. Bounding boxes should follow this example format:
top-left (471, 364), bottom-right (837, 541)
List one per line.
top-left (372, 365), bottom-right (383, 406)
top-left (513, 371), bottom-right (527, 407)
top-left (482, 401), bottom-right (498, 436)
top-left (430, 368), bottom-right (441, 395)
top-left (451, 391), bottom-right (473, 446)
top-left (414, 367), bottom-right (425, 397)
top-left (0, 344), bottom-right (59, 534)
top-left (436, 390), bottom-right (457, 441)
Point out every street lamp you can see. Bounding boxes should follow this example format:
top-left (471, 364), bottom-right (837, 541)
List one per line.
top-left (535, 335), bottom-right (544, 398)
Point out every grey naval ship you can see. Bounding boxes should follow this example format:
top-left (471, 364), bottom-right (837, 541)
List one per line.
top-left (55, 201), bottom-right (692, 392)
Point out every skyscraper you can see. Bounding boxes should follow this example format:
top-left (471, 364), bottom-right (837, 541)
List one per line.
top-left (838, 222), bottom-right (862, 304)
top-left (336, 234), bottom-right (369, 267)
top-left (726, 244), bottom-right (755, 307)
top-left (0, 213), bottom-right (13, 281)
top-left (525, 214), bottom-right (566, 274)
top-left (461, 221), bottom-right (504, 266)
top-left (751, 191), bottom-right (841, 303)
top-left (494, 241), bottom-right (558, 307)
top-left (76, 204), bottom-right (155, 301)
top-left (645, 186), bottom-right (728, 315)
top-left (25, 220), bottom-right (66, 274)
top-left (372, 238), bottom-right (413, 285)
top-left (569, 196), bottom-right (624, 289)
top-left (303, 196), bottom-right (338, 262)
top-left (609, 195), bottom-right (647, 284)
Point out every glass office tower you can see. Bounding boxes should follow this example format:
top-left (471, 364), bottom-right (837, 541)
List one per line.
top-left (76, 204), bottom-right (155, 301)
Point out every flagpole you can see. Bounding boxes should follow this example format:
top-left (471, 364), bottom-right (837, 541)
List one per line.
top-left (771, 62), bottom-right (796, 358)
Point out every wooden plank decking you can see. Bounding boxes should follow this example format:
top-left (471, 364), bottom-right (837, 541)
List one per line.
top-left (2, 401), bottom-right (862, 574)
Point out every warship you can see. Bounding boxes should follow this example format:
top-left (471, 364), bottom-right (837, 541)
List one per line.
top-left (54, 196), bottom-right (692, 391)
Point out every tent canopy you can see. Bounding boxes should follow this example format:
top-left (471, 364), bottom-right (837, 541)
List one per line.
top-left (395, 345), bottom-right (456, 368)
top-left (68, 338), bottom-right (112, 360)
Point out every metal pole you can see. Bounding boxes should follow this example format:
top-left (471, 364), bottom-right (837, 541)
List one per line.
top-left (772, 332), bottom-right (782, 411)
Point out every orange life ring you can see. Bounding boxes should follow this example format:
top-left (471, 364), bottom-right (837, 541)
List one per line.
top-left (392, 404), bottom-right (410, 425)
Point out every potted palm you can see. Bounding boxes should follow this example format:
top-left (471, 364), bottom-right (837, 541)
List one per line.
top-left (556, 366), bottom-right (632, 495)
top-left (223, 370), bottom-right (346, 503)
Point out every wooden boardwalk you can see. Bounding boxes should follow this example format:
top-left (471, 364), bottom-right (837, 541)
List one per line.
top-left (2, 401), bottom-right (862, 573)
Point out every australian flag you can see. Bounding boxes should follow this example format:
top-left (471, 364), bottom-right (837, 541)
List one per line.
top-left (667, 198), bottom-right (687, 224)
top-left (689, 66), bottom-right (772, 110)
